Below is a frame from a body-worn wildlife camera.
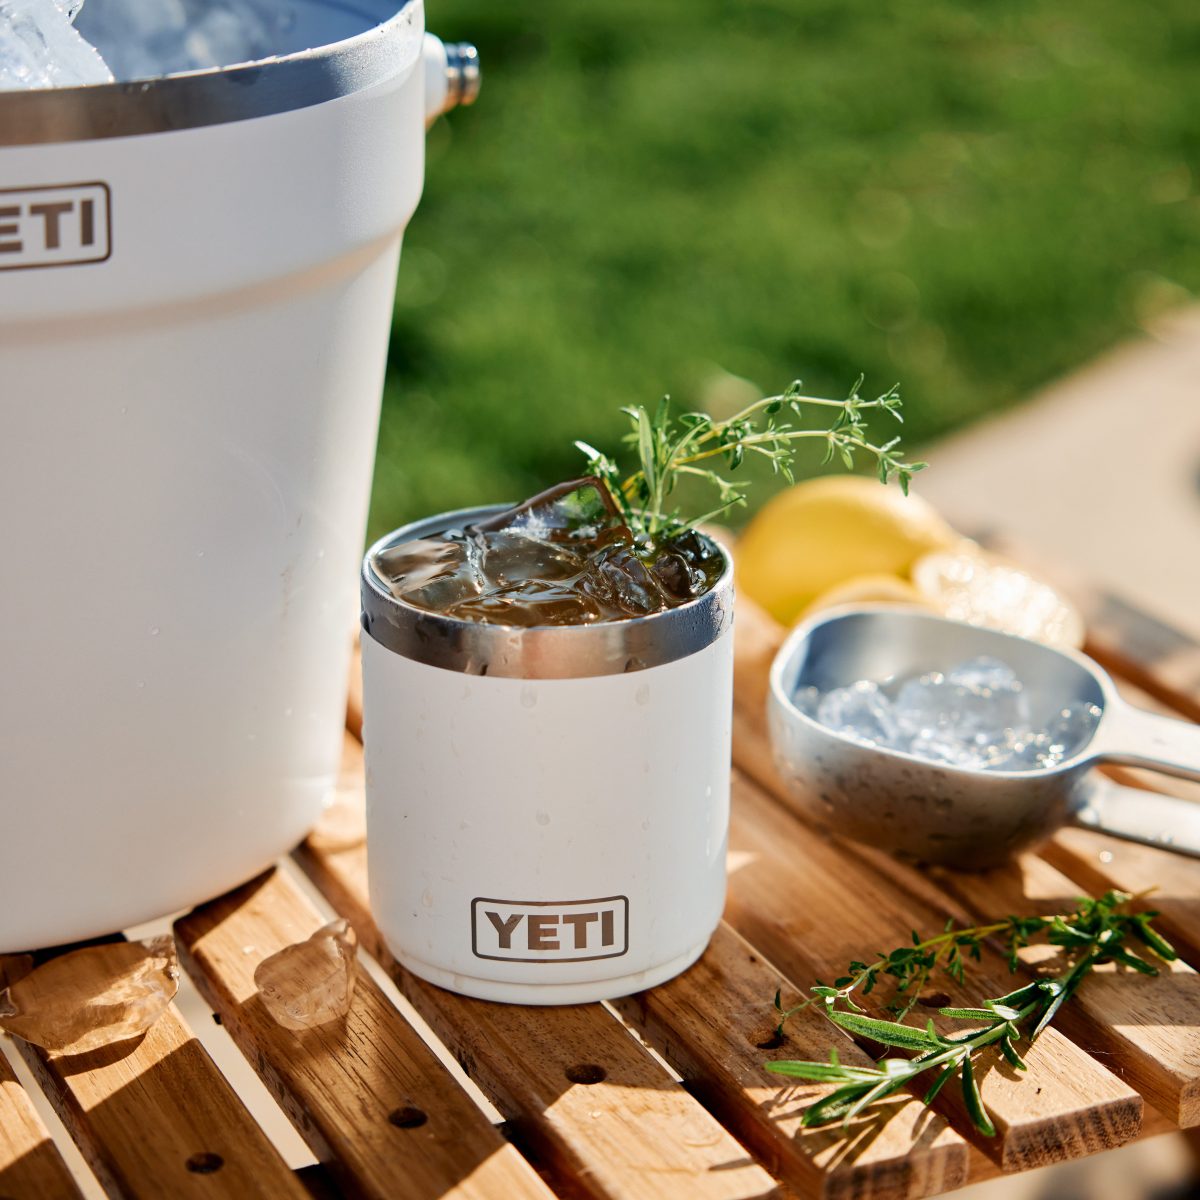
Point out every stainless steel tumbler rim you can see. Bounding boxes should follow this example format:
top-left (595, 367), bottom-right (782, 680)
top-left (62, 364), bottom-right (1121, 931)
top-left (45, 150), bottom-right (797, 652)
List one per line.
top-left (0, 1), bottom-right (420, 146)
top-left (361, 505), bottom-right (735, 679)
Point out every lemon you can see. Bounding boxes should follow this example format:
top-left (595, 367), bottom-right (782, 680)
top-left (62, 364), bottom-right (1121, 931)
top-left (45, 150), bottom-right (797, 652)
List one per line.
top-left (801, 573), bottom-right (932, 618)
top-left (912, 548), bottom-right (1085, 649)
top-left (736, 477), bottom-right (960, 624)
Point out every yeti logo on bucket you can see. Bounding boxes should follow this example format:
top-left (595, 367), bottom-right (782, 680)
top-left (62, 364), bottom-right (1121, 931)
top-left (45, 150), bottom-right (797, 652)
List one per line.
top-left (0, 183), bottom-right (111, 271)
top-left (472, 896), bottom-right (629, 962)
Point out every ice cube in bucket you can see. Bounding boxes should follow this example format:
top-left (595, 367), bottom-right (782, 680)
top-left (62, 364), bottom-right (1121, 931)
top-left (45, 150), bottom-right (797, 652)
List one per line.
top-left (0, 0), bottom-right (113, 89)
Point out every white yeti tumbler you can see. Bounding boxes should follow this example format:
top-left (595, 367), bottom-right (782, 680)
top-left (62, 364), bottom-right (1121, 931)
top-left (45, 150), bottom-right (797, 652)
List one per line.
top-left (360, 505), bottom-right (734, 1004)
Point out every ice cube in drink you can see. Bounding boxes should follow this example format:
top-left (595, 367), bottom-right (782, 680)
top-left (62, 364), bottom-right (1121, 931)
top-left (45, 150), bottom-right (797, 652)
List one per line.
top-left (370, 477), bottom-right (725, 628)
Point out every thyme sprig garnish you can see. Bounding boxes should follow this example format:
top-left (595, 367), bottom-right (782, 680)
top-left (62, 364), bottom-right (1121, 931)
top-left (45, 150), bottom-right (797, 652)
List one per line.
top-left (766, 891), bottom-right (1176, 1136)
top-left (576, 376), bottom-right (926, 538)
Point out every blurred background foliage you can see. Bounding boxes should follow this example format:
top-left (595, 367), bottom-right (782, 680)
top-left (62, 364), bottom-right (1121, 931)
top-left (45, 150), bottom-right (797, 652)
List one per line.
top-left (367, 0), bottom-right (1200, 540)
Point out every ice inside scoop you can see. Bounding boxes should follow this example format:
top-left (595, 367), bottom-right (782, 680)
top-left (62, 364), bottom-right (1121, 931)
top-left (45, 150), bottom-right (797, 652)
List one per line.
top-left (794, 656), bottom-right (1101, 772)
top-left (776, 608), bottom-right (1109, 772)
top-left (370, 477), bottom-right (726, 627)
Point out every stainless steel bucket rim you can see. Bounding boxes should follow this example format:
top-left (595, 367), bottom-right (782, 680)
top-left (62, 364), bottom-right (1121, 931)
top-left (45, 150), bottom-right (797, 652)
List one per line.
top-left (0, 0), bottom-right (421, 146)
top-left (361, 504), bottom-right (735, 679)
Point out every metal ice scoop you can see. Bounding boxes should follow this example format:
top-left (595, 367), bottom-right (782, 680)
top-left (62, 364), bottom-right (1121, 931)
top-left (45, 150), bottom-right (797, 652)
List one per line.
top-left (767, 606), bottom-right (1200, 868)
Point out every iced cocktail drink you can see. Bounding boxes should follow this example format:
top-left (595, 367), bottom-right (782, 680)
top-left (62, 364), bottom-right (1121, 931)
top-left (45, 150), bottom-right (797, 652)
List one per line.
top-left (370, 476), bottom-right (726, 627)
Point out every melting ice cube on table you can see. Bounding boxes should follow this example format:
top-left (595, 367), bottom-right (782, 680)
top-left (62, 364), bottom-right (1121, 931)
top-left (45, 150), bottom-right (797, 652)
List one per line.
top-left (254, 918), bottom-right (357, 1031)
top-left (0, 936), bottom-right (179, 1055)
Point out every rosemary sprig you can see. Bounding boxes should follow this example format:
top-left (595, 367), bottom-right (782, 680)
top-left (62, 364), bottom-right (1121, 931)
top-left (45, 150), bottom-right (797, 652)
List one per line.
top-left (766, 891), bottom-right (1176, 1136)
top-left (576, 376), bottom-right (926, 538)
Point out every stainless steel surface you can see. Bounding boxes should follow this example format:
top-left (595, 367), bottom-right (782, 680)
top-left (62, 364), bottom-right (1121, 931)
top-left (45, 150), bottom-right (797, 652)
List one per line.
top-left (1076, 776), bottom-right (1200, 856)
top-left (361, 506), bottom-right (734, 679)
top-left (442, 42), bottom-right (481, 110)
top-left (0, 0), bottom-right (418, 145)
top-left (768, 606), bottom-right (1200, 867)
top-left (1089, 702), bottom-right (1200, 783)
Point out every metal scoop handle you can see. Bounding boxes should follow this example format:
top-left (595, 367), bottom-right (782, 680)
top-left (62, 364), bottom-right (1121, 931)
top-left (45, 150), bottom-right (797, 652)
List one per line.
top-left (1088, 700), bottom-right (1200, 783)
top-left (1076, 700), bottom-right (1200, 857)
top-left (1074, 777), bottom-right (1200, 858)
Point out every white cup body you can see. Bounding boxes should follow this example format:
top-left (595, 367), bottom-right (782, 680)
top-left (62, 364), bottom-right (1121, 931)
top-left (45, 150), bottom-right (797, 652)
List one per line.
top-left (361, 513), bottom-right (733, 1004)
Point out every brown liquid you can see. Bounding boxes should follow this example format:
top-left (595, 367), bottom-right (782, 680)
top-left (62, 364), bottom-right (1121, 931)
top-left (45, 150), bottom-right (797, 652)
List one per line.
top-left (371, 478), bottom-right (725, 627)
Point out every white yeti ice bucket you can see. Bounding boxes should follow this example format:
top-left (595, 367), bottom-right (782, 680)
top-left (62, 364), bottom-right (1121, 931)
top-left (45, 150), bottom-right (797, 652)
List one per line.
top-left (360, 506), bottom-right (735, 1005)
top-left (0, 1), bottom-right (475, 951)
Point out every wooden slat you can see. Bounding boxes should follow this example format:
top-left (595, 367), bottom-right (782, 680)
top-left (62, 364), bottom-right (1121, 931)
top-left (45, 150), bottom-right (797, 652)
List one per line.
top-left (0, 1048), bottom-right (83, 1200)
top-left (850, 846), bottom-right (1200, 1128)
top-left (1038, 624), bottom-right (1200, 971)
top-left (175, 867), bottom-right (553, 1200)
top-left (294, 738), bottom-right (777, 1200)
top-left (613, 922), bottom-right (969, 1199)
top-left (724, 771), bottom-right (1143, 1172)
top-left (346, 641), bottom-right (364, 743)
top-left (12, 978), bottom-right (308, 1200)
top-left (961, 1109), bottom-right (1182, 1187)
top-left (1041, 828), bottom-right (1200, 971)
top-left (1083, 595), bottom-right (1200, 726)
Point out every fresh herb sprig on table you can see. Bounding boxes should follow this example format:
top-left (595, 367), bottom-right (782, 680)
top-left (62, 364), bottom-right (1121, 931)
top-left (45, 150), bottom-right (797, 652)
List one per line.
top-left (766, 891), bottom-right (1176, 1136)
top-left (576, 377), bottom-right (927, 538)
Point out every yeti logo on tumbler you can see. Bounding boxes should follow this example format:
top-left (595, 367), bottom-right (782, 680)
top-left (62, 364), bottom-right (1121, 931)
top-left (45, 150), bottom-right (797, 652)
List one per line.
top-left (0, 182), bottom-right (111, 271)
top-left (472, 896), bottom-right (629, 963)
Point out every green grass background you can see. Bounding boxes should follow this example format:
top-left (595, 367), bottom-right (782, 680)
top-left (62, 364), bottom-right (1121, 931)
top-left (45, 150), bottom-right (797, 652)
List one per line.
top-left (367, 0), bottom-right (1200, 541)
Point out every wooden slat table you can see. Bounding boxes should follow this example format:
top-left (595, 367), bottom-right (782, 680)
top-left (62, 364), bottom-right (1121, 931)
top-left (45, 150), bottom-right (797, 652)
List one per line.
top-left (3, 578), bottom-right (1199, 1199)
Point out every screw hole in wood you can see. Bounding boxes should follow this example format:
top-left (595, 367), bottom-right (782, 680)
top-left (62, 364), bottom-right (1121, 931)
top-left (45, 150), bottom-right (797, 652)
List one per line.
top-left (565, 1063), bottom-right (607, 1085)
top-left (389, 1106), bottom-right (429, 1129)
top-left (918, 991), bottom-right (952, 1008)
top-left (186, 1153), bottom-right (224, 1175)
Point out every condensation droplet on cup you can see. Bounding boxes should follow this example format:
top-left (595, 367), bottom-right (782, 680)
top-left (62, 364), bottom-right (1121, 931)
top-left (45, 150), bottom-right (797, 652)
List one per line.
top-left (420, 888), bottom-right (434, 908)
top-left (520, 686), bottom-right (538, 709)
top-left (149, 626), bottom-right (160, 637)
top-left (635, 683), bottom-right (650, 706)
top-left (1098, 850), bottom-right (1114, 864)
top-left (535, 810), bottom-right (550, 826)
top-left (641, 818), bottom-right (650, 832)
top-left (136, 680), bottom-right (145, 689)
